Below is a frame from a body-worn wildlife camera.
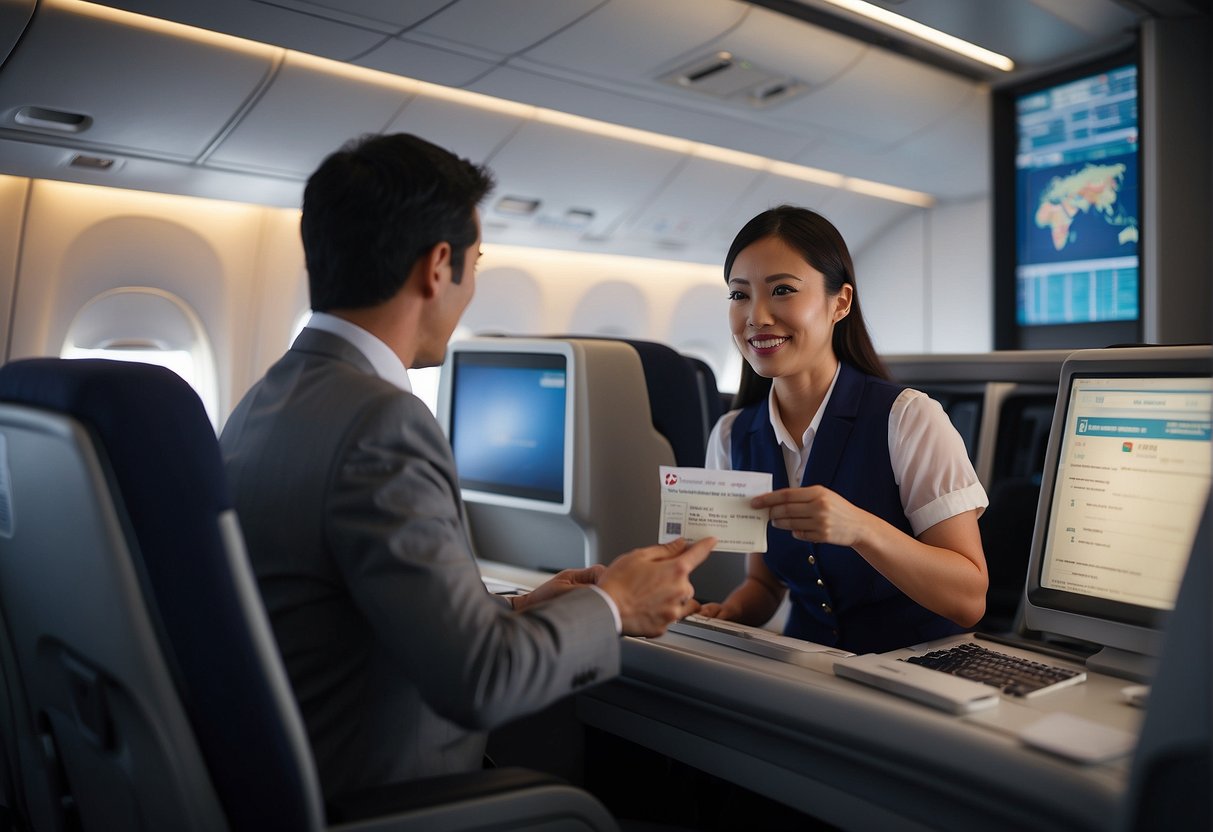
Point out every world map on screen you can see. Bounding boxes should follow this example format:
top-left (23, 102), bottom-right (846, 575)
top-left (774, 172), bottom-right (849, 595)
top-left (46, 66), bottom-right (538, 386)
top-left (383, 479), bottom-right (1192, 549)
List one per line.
top-left (1031, 161), bottom-right (1139, 256)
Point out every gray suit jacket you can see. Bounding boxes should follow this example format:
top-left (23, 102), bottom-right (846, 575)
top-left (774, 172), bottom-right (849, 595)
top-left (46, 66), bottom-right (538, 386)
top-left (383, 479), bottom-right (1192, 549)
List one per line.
top-left (220, 328), bottom-right (620, 798)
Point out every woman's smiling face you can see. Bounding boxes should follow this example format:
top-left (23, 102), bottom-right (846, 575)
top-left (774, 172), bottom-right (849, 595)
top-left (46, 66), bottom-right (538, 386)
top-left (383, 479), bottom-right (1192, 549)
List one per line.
top-left (727, 234), bottom-right (850, 382)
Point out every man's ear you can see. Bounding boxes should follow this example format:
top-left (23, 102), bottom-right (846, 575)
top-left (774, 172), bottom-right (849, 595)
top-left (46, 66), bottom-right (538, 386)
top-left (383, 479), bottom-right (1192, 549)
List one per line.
top-left (417, 241), bottom-right (453, 299)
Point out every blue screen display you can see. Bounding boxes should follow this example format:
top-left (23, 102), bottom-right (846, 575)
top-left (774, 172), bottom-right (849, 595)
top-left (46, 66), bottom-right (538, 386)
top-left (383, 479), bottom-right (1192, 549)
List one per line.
top-left (1014, 64), bottom-right (1139, 327)
top-left (450, 352), bottom-right (567, 503)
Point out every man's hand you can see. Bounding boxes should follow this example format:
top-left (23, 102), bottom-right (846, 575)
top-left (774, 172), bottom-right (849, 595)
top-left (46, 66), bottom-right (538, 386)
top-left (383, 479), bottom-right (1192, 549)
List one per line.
top-left (596, 537), bottom-right (717, 637)
top-left (511, 564), bottom-right (606, 612)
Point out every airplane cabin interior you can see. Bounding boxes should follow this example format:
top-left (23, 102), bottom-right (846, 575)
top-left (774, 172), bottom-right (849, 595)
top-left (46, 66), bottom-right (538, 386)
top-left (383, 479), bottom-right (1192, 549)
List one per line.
top-left (0, 0), bottom-right (1211, 830)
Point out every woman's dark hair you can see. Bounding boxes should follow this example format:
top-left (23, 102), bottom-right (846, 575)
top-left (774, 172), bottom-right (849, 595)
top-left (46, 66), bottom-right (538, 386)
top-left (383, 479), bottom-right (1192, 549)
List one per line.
top-left (302, 133), bottom-right (494, 312)
top-left (725, 205), bottom-right (889, 409)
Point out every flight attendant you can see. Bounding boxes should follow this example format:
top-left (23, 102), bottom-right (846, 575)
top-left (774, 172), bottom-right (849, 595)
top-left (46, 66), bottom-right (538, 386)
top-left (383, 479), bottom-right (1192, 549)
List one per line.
top-left (697, 205), bottom-right (989, 654)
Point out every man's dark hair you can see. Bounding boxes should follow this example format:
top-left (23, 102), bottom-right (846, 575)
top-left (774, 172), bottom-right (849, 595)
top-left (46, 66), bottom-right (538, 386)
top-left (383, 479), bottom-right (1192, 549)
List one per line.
top-left (302, 133), bottom-right (494, 311)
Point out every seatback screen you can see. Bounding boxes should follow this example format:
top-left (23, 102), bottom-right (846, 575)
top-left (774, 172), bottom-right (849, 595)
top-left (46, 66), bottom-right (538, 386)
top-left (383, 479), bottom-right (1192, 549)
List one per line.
top-left (449, 352), bottom-right (568, 504)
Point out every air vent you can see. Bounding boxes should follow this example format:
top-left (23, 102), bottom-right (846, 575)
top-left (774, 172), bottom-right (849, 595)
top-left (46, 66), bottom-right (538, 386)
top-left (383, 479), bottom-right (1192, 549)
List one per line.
top-left (69, 154), bottom-right (116, 171)
top-left (660, 53), bottom-right (808, 110)
top-left (495, 195), bottom-right (541, 216)
top-left (14, 106), bottom-right (92, 133)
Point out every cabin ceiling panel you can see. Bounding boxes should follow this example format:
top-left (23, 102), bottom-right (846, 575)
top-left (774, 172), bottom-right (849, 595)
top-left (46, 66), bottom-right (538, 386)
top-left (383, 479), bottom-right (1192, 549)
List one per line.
top-left (482, 120), bottom-right (684, 241)
top-left (408, 0), bottom-right (607, 59)
top-left (102, 0), bottom-right (387, 61)
top-left (858, 0), bottom-right (1141, 68)
top-left (706, 173), bottom-right (887, 257)
top-left (207, 52), bottom-right (412, 176)
top-left (250, 0), bottom-right (451, 32)
top-left (621, 157), bottom-right (761, 250)
top-left (0, 0), bottom-right (277, 161)
top-left (797, 87), bottom-right (988, 199)
top-left (355, 37), bottom-right (498, 87)
top-left (691, 4), bottom-right (867, 89)
top-left (470, 65), bottom-right (815, 161)
top-left (771, 47), bottom-right (976, 146)
top-left (803, 190), bottom-right (916, 254)
top-left (384, 95), bottom-right (525, 167)
top-left (517, 0), bottom-right (748, 81)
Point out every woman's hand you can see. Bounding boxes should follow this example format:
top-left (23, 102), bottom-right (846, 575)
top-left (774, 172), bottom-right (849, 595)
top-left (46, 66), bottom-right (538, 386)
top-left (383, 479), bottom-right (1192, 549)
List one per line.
top-left (753, 485), bottom-right (869, 547)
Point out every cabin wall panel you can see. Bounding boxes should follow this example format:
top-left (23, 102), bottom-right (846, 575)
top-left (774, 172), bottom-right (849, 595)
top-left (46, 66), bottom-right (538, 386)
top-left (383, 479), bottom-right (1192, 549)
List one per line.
top-left (853, 210), bottom-right (928, 354)
top-left (10, 180), bottom-right (267, 421)
top-left (0, 174), bottom-right (29, 364)
top-left (929, 196), bottom-right (992, 352)
top-left (240, 206), bottom-right (308, 397)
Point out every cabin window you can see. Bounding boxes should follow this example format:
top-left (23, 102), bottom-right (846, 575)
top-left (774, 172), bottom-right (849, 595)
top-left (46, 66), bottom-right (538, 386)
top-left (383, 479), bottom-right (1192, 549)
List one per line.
top-left (60, 287), bottom-right (219, 428)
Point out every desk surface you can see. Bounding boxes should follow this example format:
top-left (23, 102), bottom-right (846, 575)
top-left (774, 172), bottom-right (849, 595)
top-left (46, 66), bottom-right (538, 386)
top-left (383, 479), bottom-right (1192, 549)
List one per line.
top-left (479, 560), bottom-right (1142, 832)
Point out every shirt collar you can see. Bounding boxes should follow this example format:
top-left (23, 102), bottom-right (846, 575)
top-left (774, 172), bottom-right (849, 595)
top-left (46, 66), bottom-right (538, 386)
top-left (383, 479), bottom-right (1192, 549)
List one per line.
top-left (304, 311), bottom-right (412, 393)
top-left (767, 362), bottom-right (841, 451)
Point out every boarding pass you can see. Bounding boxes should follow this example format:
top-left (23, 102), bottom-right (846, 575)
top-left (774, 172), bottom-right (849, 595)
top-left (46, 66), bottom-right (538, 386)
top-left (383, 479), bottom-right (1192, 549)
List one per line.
top-left (657, 466), bottom-right (772, 553)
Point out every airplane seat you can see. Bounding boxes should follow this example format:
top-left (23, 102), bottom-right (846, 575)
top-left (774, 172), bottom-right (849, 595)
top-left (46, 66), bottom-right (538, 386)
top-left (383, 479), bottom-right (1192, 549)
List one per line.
top-left (615, 340), bottom-right (708, 467)
top-left (0, 358), bottom-right (619, 832)
top-left (682, 356), bottom-right (725, 446)
top-left (1119, 495), bottom-right (1211, 832)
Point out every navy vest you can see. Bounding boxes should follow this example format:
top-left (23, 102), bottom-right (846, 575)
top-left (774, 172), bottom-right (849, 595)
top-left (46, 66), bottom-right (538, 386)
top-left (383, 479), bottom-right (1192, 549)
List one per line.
top-left (731, 362), bottom-right (964, 654)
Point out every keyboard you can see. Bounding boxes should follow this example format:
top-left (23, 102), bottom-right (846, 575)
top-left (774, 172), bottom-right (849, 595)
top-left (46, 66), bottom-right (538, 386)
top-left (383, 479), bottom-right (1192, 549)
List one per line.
top-left (905, 641), bottom-right (1087, 698)
top-left (667, 614), bottom-right (854, 672)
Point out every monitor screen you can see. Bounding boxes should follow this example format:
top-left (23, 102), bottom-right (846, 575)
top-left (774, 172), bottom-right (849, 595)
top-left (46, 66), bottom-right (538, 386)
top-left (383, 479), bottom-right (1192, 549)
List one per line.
top-left (448, 350), bottom-right (571, 506)
top-left (1025, 347), bottom-right (1212, 678)
top-left (994, 50), bottom-right (1141, 349)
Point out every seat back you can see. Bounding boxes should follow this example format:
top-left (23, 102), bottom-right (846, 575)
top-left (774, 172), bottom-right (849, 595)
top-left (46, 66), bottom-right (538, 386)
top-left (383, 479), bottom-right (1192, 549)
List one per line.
top-left (1120, 495), bottom-right (1211, 831)
top-left (0, 358), bottom-right (322, 831)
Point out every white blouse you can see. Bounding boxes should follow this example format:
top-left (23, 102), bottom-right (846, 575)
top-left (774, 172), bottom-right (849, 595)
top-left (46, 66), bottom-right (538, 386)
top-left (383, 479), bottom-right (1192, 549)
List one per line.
top-left (706, 376), bottom-right (988, 537)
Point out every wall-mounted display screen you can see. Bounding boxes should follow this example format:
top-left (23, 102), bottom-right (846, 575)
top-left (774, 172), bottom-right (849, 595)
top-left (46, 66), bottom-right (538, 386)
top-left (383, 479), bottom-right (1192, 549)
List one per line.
top-left (994, 49), bottom-right (1141, 349)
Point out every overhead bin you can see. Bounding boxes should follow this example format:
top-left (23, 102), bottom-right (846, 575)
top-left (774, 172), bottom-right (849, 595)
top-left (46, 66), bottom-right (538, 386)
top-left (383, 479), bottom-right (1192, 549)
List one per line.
top-left (385, 94), bottom-right (525, 167)
top-left (708, 172), bottom-right (914, 257)
top-left (404, 0), bottom-right (605, 60)
top-left (0, 0), bottom-right (276, 161)
top-left (354, 37), bottom-right (497, 88)
top-left (471, 65), bottom-right (812, 161)
top-left (115, 0), bottom-right (387, 61)
top-left (0, 0), bottom-right (35, 68)
top-left (517, 0), bottom-right (745, 81)
top-left (206, 51), bottom-right (413, 177)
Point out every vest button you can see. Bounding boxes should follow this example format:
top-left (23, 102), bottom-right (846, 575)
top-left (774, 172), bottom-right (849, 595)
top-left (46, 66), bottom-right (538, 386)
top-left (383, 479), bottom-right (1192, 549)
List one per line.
top-left (816, 578), bottom-right (824, 587)
top-left (821, 603), bottom-right (832, 614)
top-left (807, 555), bottom-right (816, 565)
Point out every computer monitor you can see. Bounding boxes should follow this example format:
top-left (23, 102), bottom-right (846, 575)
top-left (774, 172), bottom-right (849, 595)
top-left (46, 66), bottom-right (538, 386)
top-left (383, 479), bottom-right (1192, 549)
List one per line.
top-left (1023, 345), bottom-right (1212, 680)
top-left (993, 48), bottom-right (1141, 349)
top-left (447, 348), bottom-right (573, 511)
top-left (437, 337), bottom-right (677, 572)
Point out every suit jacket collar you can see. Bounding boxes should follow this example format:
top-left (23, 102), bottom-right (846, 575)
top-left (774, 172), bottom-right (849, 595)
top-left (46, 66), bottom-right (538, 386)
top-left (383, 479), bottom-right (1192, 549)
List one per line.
top-left (290, 327), bottom-right (376, 376)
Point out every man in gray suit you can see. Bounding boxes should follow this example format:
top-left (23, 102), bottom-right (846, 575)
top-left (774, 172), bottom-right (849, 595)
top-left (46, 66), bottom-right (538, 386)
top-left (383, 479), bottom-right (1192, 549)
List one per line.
top-left (220, 133), bottom-right (715, 799)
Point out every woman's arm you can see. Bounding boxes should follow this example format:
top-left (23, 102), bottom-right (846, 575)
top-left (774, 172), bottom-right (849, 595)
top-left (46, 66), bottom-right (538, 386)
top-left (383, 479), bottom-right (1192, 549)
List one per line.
top-left (696, 551), bottom-right (787, 626)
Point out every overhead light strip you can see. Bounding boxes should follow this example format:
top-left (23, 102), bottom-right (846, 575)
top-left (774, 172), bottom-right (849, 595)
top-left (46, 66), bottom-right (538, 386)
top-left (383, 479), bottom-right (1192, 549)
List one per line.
top-left (71, 0), bottom-right (936, 208)
top-left (815, 0), bottom-right (1014, 72)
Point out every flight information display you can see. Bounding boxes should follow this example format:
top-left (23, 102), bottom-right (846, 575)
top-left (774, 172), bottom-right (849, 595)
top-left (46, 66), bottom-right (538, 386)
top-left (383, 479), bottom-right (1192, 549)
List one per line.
top-left (1014, 64), bottom-right (1139, 328)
